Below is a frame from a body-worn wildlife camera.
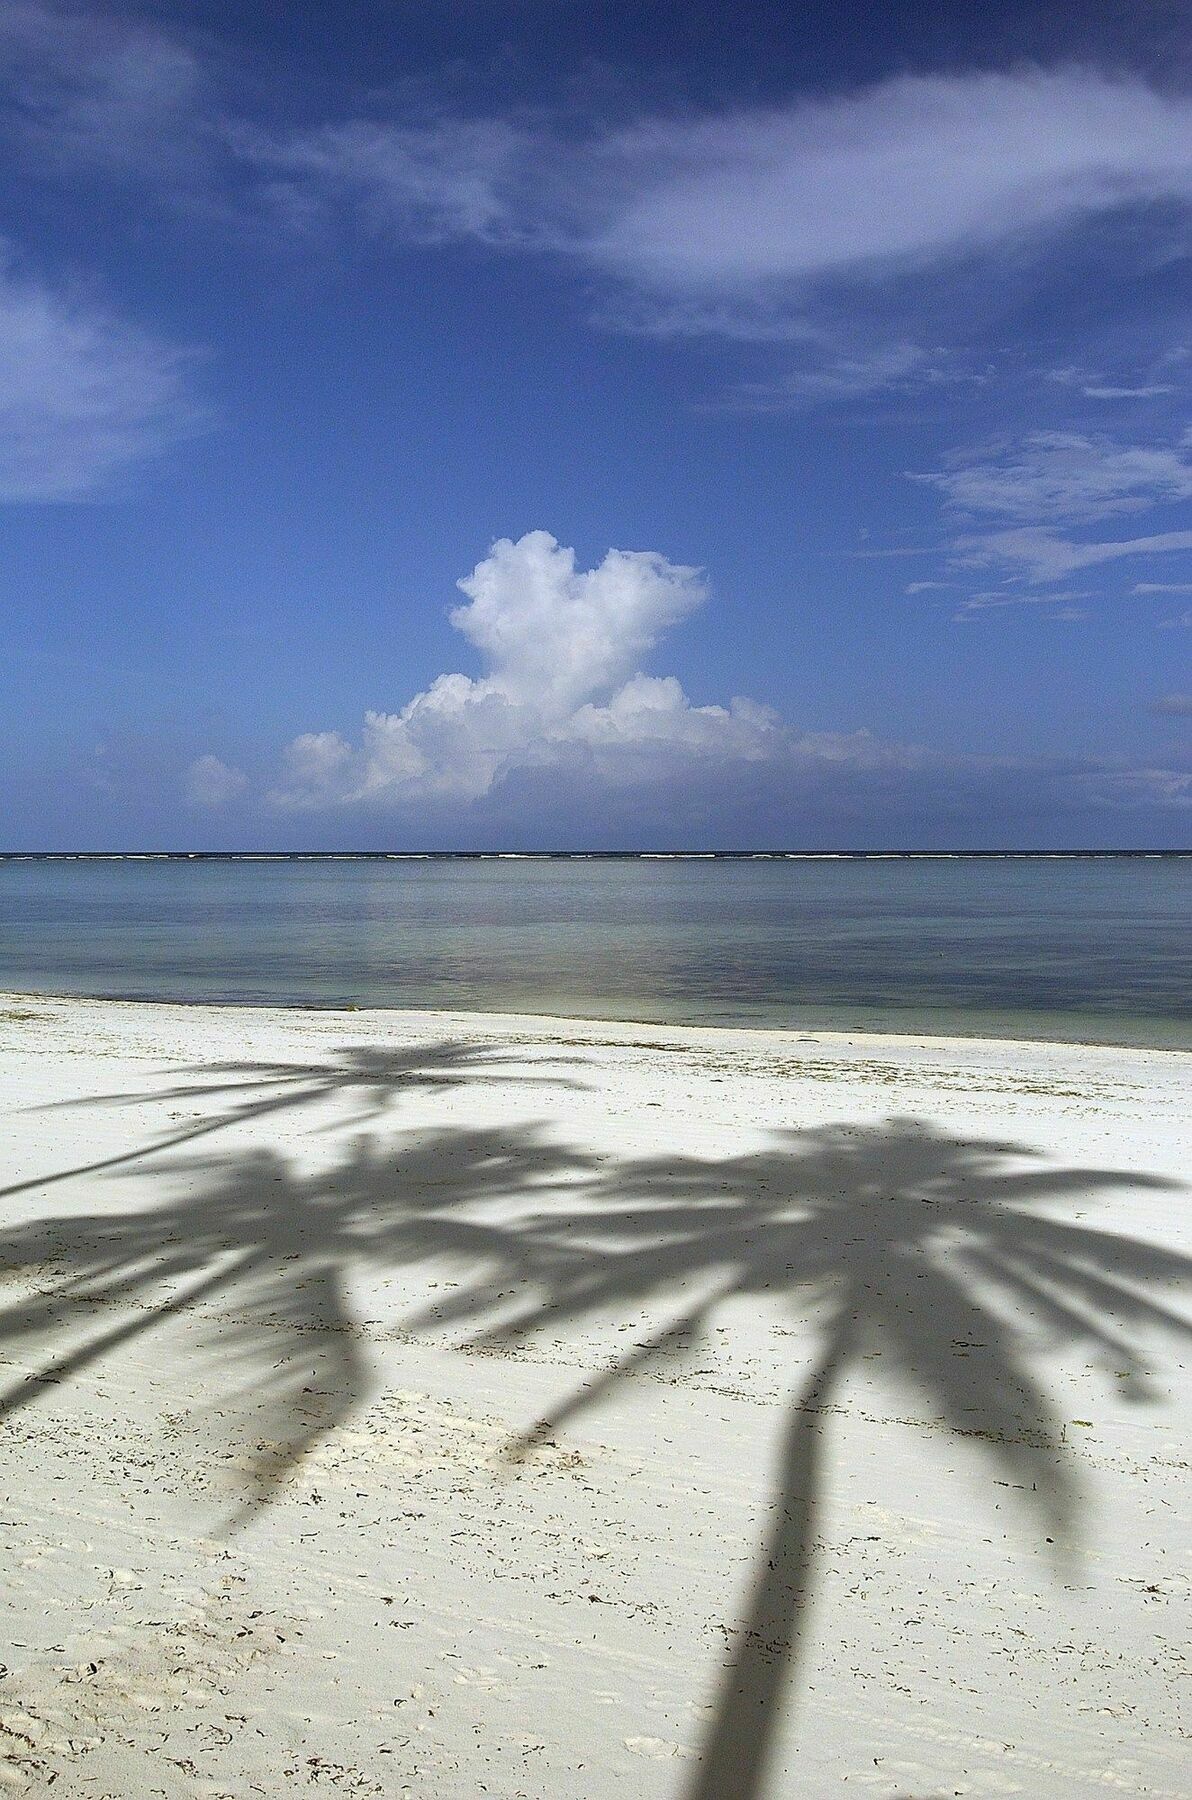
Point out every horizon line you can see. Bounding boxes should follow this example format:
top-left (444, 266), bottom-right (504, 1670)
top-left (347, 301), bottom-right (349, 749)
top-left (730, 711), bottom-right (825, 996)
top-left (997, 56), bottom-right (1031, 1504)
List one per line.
top-left (2, 850), bottom-right (1189, 862)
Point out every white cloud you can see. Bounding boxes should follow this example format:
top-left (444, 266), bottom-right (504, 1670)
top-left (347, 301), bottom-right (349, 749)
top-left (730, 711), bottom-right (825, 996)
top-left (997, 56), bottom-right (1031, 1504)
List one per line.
top-left (0, 247), bottom-right (202, 500)
top-left (954, 527), bottom-right (1192, 584)
top-left (271, 531), bottom-right (840, 810)
top-left (1083, 385), bottom-right (1176, 400)
top-left (233, 528), bottom-right (1191, 828)
top-left (912, 431), bottom-right (1192, 524)
top-left (8, 23), bottom-right (1192, 410)
top-left (185, 754), bottom-right (247, 806)
top-left (0, 1), bottom-right (204, 176)
top-left (16, 28), bottom-right (1189, 335)
top-left (581, 70), bottom-right (1192, 292)
top-left (225, 68), bottom-right (1192, 361)
top-left (718, 343), bottom-right (941, 409)
top-left (449, 530), bottom-right (706, 712)
top-left (1081, 765), bottom-right (1192, 806)
top-left (951, 588), bottom-right (1091, 620)
top-left (217, 69), bottom-right (1192, 401)
top-left (1151, 692), bottom-right (1192, 717)
top-left (1047, 365), bottom-right (1181, 401)
top-left (236, 117), bottom-right (524, 242)
top-left (1133, 581), bottom-right (1192, 594)
top-left (908, 428), bottom-right (1192, 598)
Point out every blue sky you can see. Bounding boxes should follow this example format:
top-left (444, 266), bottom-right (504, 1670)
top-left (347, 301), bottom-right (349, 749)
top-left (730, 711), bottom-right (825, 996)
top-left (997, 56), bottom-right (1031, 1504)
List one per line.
top-left (1, 0), bottom-right (1190, 848)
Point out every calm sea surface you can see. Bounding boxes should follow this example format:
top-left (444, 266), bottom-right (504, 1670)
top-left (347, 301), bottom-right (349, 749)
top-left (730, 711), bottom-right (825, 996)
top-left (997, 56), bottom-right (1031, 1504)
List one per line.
top-left (0, 855), bottom-right (1188, 1048)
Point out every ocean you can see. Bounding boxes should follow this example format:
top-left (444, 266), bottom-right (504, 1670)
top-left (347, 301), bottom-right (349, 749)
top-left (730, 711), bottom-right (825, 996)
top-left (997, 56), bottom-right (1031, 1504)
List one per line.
top-left (0, 853), bottom-right (1188, 1048)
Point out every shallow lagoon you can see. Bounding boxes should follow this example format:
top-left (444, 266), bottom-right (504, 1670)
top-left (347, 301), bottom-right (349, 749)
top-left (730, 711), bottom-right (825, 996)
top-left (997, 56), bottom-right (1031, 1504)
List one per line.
top-left (0, 854), bottom-right (1188, 1047)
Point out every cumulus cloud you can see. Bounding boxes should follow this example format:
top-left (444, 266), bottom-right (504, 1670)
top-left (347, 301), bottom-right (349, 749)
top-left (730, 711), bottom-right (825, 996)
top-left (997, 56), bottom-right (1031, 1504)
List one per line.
top-left (261, 530), bottom-right (1190, 833)
top-left (451, 531), bottom-right (706, 708)
top-left (271, 531), bottom-right (792, 808)
top-left (0, 247), bottom-right (203, 499)
top-left (185, 754), bottom-right (248, 806)
top-left (270, 531), bottom-right (914, 816)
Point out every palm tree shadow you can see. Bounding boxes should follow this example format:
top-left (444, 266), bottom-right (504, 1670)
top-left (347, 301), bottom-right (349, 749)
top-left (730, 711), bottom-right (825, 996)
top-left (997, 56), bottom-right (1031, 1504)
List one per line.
top-left (1, 1112), bottom-right (1186, 1794)
top-left (1, 1037), bottom-right (586, 1202)
top-left (0, 1123), bottom-right (592, 1524)
top-left (427, 1116), bottom-right (1189, 1800)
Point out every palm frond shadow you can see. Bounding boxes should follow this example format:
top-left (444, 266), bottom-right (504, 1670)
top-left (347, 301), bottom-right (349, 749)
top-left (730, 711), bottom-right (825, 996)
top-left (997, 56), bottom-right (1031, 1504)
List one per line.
top-left (422, 1116), bottom-right (1189, 1800)
top-left (0, 1112), bottom-right (1186, 1798)
top-left (1, 1037), bottom-right (585, 1201)
top-left (0, 1124), bottom-right (593, 1520)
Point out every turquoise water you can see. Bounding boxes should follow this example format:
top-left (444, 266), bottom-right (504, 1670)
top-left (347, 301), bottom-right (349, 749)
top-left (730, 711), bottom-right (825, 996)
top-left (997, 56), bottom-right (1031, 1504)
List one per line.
top-left (0, 855), bottom-right (1188, 1047)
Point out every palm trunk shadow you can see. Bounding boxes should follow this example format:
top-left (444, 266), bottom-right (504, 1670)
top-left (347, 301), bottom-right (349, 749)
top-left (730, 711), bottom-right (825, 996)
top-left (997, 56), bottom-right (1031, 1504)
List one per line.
top-left (0, 1108), bottom-right (273, 1202)
top-left (685, 1325), bottom-right (849, 1800)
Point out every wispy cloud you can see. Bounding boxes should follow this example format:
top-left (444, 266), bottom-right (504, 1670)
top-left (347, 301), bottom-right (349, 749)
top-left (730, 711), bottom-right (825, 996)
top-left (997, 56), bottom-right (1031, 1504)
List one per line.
top-left (237, 67), bottom-right (1192, 396)
top-left (210, 68), bottom-right (1192, 309)
top-left (0, 0), bottom-right (206, 177)
top-left (1046, 364), bottom-right (1183, 402)
top-left (1082, 384), bottom-right (1177, 401)
top-left (0, 246), bottom-right (204, 501)
top-left (912, 431), bottom-right (1192, 525)
top-left (582, 71), bottom-right (1192, 293)
top-left (951, 589), bottom-right (1090, 621)
top-left (715, 343), bottom-right (955, 411)
top-left (1082, 765), bottom-right (1191, 806)
top-left (907, 428), bottom-right (1192, 602)
top-left (6, 19), bottom-right (1192, 364)
top-left (1150, 692), bottom-right (1192, 717)
top-left (954, 527), bottom-right (1192, 584)
top-left (234, 117), bottom-right (526, 243)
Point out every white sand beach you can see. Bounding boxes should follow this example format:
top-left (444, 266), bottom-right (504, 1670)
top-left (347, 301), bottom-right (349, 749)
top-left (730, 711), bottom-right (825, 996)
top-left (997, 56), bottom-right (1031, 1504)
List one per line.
top-left (0, 993), bottom-right (1188, 1799)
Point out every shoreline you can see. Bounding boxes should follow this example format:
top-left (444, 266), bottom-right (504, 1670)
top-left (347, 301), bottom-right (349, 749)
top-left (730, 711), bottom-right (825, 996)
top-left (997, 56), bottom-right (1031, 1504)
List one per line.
top-left (4, 986), bottom-right (1189, 1059)
top-left (6, 848), bottom-right (1190, 857)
